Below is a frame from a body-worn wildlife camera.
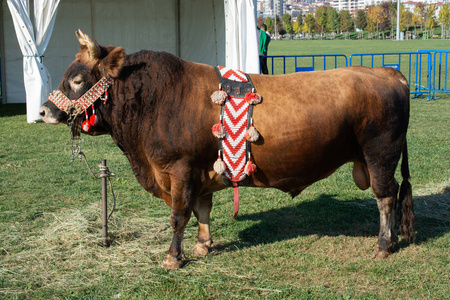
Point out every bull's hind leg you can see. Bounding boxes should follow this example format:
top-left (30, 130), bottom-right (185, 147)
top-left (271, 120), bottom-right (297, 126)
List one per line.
top-left (192, 194), bottom-right (213, 256)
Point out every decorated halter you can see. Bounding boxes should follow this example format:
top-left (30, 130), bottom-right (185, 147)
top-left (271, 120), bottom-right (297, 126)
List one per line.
top-left (48, 77), bottom-right (115, 133)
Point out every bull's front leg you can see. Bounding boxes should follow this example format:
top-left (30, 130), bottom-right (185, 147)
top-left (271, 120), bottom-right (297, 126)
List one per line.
top-left (161, 173), bottom-right (196, 269)
top-left (162, 205), bottom-right (192, 269)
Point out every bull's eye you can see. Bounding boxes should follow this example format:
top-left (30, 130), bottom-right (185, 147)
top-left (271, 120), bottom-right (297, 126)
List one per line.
top-left (70, 75), bottom-right (85, 92)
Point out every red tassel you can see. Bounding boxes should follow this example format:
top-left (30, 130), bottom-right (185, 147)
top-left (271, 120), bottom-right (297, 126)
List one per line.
top-left (244, 92), bottom-right (262, 105)
top-left (89, 105), bottom-right (99, 126)
top-left (103, 90), bottom-right (108, 104)
top-left (82, 111), bottom-right (92, 132)
top-left (244, 158), bottom-right (257, 176)
top-left (212, 122), bottom-right (225, 138)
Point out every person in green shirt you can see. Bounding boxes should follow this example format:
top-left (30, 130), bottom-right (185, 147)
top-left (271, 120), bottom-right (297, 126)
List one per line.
top-left (259, 24), bottom-right (271, 74)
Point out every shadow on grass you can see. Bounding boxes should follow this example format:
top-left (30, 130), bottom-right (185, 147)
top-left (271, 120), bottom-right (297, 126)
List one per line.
top-left (214, 189), bottom-right (450, 253)
top-left (0, 104), bottom-right (26, 117)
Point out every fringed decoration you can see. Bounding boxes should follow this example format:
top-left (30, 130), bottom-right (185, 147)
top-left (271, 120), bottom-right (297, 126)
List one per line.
top-left (213, 152), bottom-right (227, 175)
top-left (211, 90), bottom-right (228, 105)
top-left (244, 155), bottom-right (257, 176)
top-left (245, 118), bottom-right (260, 142)
top-left (244, 92), bottom-right (262, 105)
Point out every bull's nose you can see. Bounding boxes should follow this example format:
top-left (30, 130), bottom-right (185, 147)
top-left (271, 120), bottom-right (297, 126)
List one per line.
top-left (39, 107), bottom-right (46, 118)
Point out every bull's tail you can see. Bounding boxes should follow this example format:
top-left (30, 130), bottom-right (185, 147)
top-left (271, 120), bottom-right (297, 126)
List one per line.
top-left (398, 139), bottom-right (415, 241)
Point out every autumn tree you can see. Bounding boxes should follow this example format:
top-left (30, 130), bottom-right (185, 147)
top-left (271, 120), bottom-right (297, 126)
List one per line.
top-left (401, 4), bottom-right (413, 31)
top-left (367, 5), bottom-right (386, 33)
top-left (293, 14), bottom-right (303, 34)
top-left (426, 4), bottom-right (437, 30)
top-left (257, 16), bottom-right (265, 28)
top-left (439, 3), bottom-right (450, 37)
top-left (414, 2), bottom-right (427, 33)
top-left (303, 13), bottom-right (316, 33)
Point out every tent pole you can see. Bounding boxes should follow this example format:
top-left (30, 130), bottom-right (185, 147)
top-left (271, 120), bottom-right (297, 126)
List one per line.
top-left (176, 0), bottom-right (181, 57)
top-left (0, 0), bottom-right (7, 104)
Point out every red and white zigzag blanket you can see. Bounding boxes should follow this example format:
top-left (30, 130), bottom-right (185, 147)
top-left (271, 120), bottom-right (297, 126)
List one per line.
top-left (219, 66), bottom-right (250, 183)
top-left (211, 66), bottom-right (261, 218)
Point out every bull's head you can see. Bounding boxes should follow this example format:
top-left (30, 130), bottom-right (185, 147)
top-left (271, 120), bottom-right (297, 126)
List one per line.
top-left (40, 29), bottom-right (125, 135)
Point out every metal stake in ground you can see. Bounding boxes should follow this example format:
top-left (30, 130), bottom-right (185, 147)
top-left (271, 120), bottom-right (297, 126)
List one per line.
top-left (100, 159), bottom-right (110, 247)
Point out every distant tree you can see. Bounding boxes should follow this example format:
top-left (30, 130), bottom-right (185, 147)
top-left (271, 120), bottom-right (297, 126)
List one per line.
top-left (401, 4), bottom-right (413, 31)
top-left (379, 2), bottom-right (392, 31)
top-left (439, 3), bottom-right (450, 36)
top-left (339, 10), bottom-right (354, 32)
top-left (414, 2), bottom-right (427, 32)
top-left (293, 14), bottom-right (303, 34)
top-left (327, 7), bottom-right (340, 33)
top-left (355, 9), bottom-right (367, 31)
top-left (303, 13), bottom-right (316, 33)
top-left (412, 10), bottom-right (421, 33)
top-left (265, 17), bottom-right (274, 33)
top-left (367, 5), bottom-right (386, 33)
top-left (316, 6), bottom-right (328, 33)
top-left (282, 13), bottom-right (294, 34)
top-left (426, 4), bottom-right (437, 30)
top-left (257, 16), bottom-right (265, 28)
top-left (275, 15), bottom-right (283, 33)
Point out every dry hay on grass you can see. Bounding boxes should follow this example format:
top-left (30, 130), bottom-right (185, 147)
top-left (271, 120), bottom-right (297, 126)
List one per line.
top-left (0, 203), bottom-right (175, 294)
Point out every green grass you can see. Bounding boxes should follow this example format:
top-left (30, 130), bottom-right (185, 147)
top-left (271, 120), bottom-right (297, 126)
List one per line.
top-left (0, 40), bottom-right (449, 299)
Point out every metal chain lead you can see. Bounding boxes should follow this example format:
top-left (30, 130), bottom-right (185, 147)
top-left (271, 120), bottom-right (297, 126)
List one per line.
top-left (68, 121), bottom-right (117, 220)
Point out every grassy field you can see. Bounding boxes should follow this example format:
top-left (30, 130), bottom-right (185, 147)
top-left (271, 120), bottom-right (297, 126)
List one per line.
top-left (0, 40), bottom-right (449, 299)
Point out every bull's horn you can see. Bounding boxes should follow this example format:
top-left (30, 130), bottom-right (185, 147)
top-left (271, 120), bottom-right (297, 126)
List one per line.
top-left (75, 29), bottom-right (101, 59)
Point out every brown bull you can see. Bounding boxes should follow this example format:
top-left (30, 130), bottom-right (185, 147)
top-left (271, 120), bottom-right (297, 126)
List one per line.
top-left (40, 30), bottom-right (414, 269)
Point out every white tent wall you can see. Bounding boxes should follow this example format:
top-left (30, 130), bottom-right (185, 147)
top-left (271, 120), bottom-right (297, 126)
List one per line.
top-left (1, 0), bottom-right (258, 117)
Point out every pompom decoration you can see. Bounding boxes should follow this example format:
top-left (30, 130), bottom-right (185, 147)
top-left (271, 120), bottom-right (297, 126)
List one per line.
top-left (244, 158), bottom-right (257, 176)
top-left (89, 105), bottom-right (99, 126)
top-left (82, 119), bottom-right (92, 132)
top-left (82, 111), bottom-right (92, 132)
top-left (212, 123), bottom-right (226, 139)
top-left (244, 92), bottom-right (262, 105)
top-left (245, 125), bottom-right (260, 142)
top-left (211, 90), bottom-right (228, 105)
top-left (213, 157), bottom-right (227, 175)
top-left (89, 114), bottom-right (99, 127)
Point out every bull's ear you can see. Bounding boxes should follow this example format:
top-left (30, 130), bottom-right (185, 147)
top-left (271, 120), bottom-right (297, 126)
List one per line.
top-left (99, 47), bottom-right (125, 78)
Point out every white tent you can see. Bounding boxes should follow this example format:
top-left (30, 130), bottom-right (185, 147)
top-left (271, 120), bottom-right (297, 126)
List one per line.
top-left (0, 0), bottom-right (259, 122)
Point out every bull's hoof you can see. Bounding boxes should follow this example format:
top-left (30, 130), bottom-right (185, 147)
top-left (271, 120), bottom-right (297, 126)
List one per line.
top-left (161, 255), bottom-right (183, 270)
top-left (372, 250), bottom-right (390, 260)
top-left (193, 242), bottom-right (211, 257)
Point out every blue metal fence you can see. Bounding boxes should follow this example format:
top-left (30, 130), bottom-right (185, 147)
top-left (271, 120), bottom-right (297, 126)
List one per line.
top-left (263, 51), bottom-right (449, 100)
top-left (349, 52), bottom-right (433, 100)
top-left (421, 50), bottom-right (450, 99)
top-left (265, 54), bottom-right (348, 75)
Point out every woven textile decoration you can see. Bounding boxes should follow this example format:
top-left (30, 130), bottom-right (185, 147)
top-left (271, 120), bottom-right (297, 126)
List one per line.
top-left (211, 66), bottom-right (261, 217)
